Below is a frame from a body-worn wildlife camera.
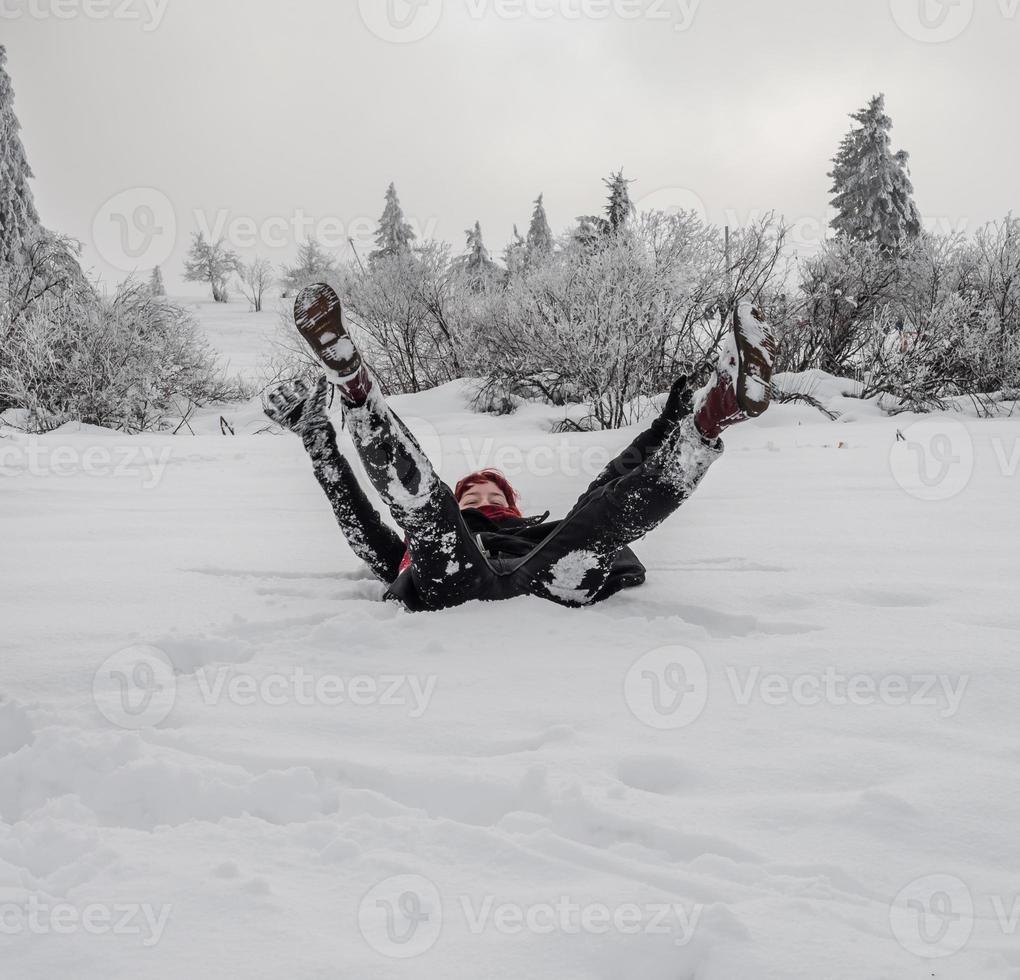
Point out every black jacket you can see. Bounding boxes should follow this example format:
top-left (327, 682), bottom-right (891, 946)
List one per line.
top-left (385, 508), bottom-right (647, 610)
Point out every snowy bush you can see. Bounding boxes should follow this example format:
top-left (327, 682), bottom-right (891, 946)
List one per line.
top-left (468, 212), bottom-right (788, 430)
top-left (1, 234), bottom-right (246, 432)
top-left (774, 237), bottom-right (903, 376)
top-left (859, 228), bottom-right (1020, 410)
top-left (340, 242), bottom-right (465, 394)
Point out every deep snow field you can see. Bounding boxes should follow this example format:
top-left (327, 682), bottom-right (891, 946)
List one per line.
top-left (2, 301), bottom-right (1020, 980)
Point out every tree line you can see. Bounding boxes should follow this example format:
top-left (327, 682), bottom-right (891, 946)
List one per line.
top-left (2, 35), bottom-right (1016, 432)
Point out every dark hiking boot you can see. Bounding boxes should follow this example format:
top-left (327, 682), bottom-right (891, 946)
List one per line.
top-left (294, 283), bottom-right (373, 406)
top-left (694, 302), bottom-right (776, 440)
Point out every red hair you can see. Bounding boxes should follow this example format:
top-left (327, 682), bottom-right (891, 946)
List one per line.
top-left (454, 469), bottom-right (522, 516)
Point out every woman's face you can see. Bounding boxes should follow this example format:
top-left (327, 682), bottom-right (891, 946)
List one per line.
top-left (458, 481), bottom-right (509, 511)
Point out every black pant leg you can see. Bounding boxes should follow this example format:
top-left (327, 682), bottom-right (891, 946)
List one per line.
top-left (302, 422), bottom-right (406, 583)
top-left (342, 390), bottom-right (492, 609)
top-left (520, 417), bottom-right (722, 606)
top-left (568, 377), bottom-right (695, 515)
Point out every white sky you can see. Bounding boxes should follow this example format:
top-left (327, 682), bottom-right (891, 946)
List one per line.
top-left (4, 0), bottom-right (1018, 295)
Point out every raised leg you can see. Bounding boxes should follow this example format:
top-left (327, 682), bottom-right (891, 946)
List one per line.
top-left (567, 375), bottom-right (694, 515)
top-left (521, 416), bottom-right (723, 606)
top-left (342, 388), bottom-right (493, 609)
top-left (263, 377), bottom-right (405, 583)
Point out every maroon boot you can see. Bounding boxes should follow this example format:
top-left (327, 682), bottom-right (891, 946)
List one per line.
top-left (694, 303), bottom-right (777, 440)
top-left (294, 283), bottom-right (373, 407)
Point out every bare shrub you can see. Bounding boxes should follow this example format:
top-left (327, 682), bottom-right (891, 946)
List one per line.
top-left (1, 240), bottom-right (247, 432)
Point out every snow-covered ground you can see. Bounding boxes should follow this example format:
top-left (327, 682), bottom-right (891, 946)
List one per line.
top-left (2, 302), bottom-right (1020, 979)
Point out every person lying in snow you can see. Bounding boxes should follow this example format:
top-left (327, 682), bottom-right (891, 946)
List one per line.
top-left (263, 284), bottom-right (775, 613)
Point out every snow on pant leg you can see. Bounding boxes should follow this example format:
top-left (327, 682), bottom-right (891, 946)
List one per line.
top-left (342, 388), bottom-right (491, 609)
top-left (522, 416), bottom-right (723, 606)
top-left (566, 378), bottom-right (695, 515)
top-left (302, 420), bottom-right (406, 583)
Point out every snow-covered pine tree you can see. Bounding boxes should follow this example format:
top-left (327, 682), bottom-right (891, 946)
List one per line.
top-left (572, 172), bottom-right (634, 249)
top-left (526, 193), bottom-right (554, 262)
top-left (149, 265), bottom-right (166, 296)
top-left (828, 94), bottom-right (922, 251)
top-left (504, 224), bottom-right (527, 277)
top-left (604, 170), bottom-right (635, 233)
top-left (0, 46), bottom-right (41, 263)
top-left (183, 233), bottom-right (241, 302)
top-left (455, 221), bottom-right (501, 291)
top-left (281, 239), bottom-right (338, 296)
top-left (370, 182), bottom-right (416, 262)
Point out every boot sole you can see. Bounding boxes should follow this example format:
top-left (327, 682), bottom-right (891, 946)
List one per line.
top-left (733, 304), bottom-right (777, 417)
top-left (294, 283), bottom-right (363, 378)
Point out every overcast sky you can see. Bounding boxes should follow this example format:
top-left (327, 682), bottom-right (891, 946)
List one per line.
top-left (4, 0), bottom-right (1018, 295)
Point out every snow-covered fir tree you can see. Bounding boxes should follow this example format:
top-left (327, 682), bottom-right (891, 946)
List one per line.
top-left (370, 182), bottom-right (416, 262)
top-left (526, 193), bottom-right (554, 261)
top-left (149, 265), bottom-right (166, 296)
top-left (604, 170), bottom-right (635, 233)
top-left (573, 171), bottom-right (635, 248)
top-left (455, 221), bottom-right (501, 291)
top-left (0, 46), bottom-right (41, 263)
top-left (828, 94), bottom-right (922, 251)
top-left (281, 239), bottom-right (338, 296)
top-left (504, 224), bottom-right (527, 277)
top-left (183, 233), bottom-right (241, 303)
